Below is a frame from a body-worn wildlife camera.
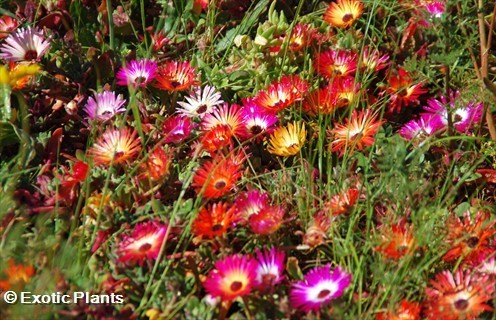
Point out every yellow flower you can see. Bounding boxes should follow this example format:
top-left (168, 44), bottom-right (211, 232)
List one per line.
top-left (323, 0), bottom-right (363, 28)
top-left (0, 63), bottom-right (40, 89)
top-left (267, 122), bottom-right (306, 156)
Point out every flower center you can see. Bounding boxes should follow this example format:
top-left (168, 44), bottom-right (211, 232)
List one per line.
top-left (466, 236), bottom-right (479, 248)
top-left (171, 81), bottom-right (181, 88)
top-left (250, 125), bottom-right (263, 135)
top-left (212, 224), bottom-right (223, 232)
top-left (197, 105), bottom-right (208, 114)
top-left (139, 242), bottom-right (152, 252)
top-left (454, 298), bottom-right (469, 311)
top-left (135, 76), bottom-right (147, 85)
top-left (24, 50), bottom-right (38, 61)
top-left (318, 289), bottom-right (331, 299)
top-left (230, 281), bottom-right (243, 292)
top-left (342, 13), bottom-right (354, 23)
top-left (214, 180), bottom-right (227, 190)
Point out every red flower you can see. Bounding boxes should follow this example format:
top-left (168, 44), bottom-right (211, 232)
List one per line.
top-left (155, 61), bottom-right (199, 91)
top-left (384, 67), bottom-right (427, 113)
top-left (376, 299), bottom-right (421, 320)
top-left (375, 219), bottom-right (416, 260)
top-left (192, 156), bottom-right (243, 199)
top-left (192, 202), bottom-right (239, 238)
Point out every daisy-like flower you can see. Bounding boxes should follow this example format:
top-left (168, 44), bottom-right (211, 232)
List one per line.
top-left (361, 47), bottom-right (389, 73)
top-left (424, 269), bottom-right (495, 320)
top-left (290, 264), bottom-right (352, 313)
top-left (323, 0), bottom-right (363, 28)
top-left (443, 210), bottom-right (496, 266)
top-left (384, 67), bottom-right (427, 113)
top-left (288, 23), bottom-right (314, 52)
top-left (200, 124), bottom-right (234, 154)
top-left (478, 257), bottom-right (496, 276)
top-left (0, 259), bottom-right (35, 291)
top-left (303, 213), bottom-right (331, 248)
top-left (248, 205), bottom-right (285, 235)
top-left (0, 15), bottom-right (19, 39)
top-left (327, 187), bottom-right (360, 215)
top-left (192, 202), bottom-right (239, 239)
top-left (328, 109), bottom-right (383, 157)
top-left (117, 221), bottom-right (169, 266)
top-left (138, 145), bottom-right (173, 182)
top-left (162, 115), bottom-right (196, 144)
top-left (267, 122), bottom-right (306, 157)
top-left (316, 49), bottom-right (358, 79)
top-left (88, 128), bottom-right (141, 167)
top-left (253, 248), bottom-right (286, 291)
top-left (303, 86), bottom-right (338, 116)
top-left (177, 85), bottom-right (224, 118)
top-left (376, 299), bottom-right (421, 320)
top-left (398, 113), bottom-right (444, 140)
top-left (201, 103), bottom-right (247, 139)
top-left (254, 75), bottom-right (309, 113)
top-left (192, 156), bottom-right (243, 199)
top-left (240, 99), bottom-right (278, 140)
top-left (155, 60), bottom-right (199, 92)
top-left (235, 190), bottom-right (270, 219)
top-left (332, 76), bottom-right (360, 108)
top-left (83, 91), bottom-right (126, 121)
top-left (375, 219), bottom-right (416, 260)
top-left (204, 254), bottom-right (258, 301)
top-left (422, 93), bottom-right (483, 134)
top-left (116, 58), bottom-right (157, 88)
top-left (421, 0), bottom-right (445, 18)
top-left (0, 26), bottom-right (51, 62)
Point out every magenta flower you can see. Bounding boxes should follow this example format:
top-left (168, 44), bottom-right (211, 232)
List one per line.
top-left (399, 113), bottom-right (444, 140)
top-left (116, 58), bottom-right (157, 88)
top-left (289, 264), bottom-right (352, 313)
top-left (203, 254), bottom-right (258, 301)
top-left (241, 98), bottom-right (278, 140)
top-left (117, 221), bottom-right (168, 266)
top-left (84, 91), bottom-right (126, 121)
top-left (425, 1), bottom-right (445, 18)
top-left (254, 248), bottom-right (286, 291)
top-left (162, 115), bottom-right (196, 144)
top-left (235, 190), bottom-right (270, 219)
top-left (0, 26), bottom-right (51, 62)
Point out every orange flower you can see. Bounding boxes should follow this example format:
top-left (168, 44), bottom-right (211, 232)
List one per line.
top-left (443, 210), bottom-right (496, 266)
top-left (155, 61), bottom-right (198, 92)
top-left (328, 187), bottom-right (360, 215)
top-left (254, 75), bottom-right (308, 113)
top-left (376, 299), bottom-right (421, 320)
top-left (200, 124), bottom-right (234, 154)
top-left (0, 259), bottom-right (35, 291)
top-left (139, 145), bottom-right (173, 182)
top-left (192, 156), bottom-right (242, 199)
top-left (323, 0), bottom-right (363, 28)
top-left (88, 128), bottom-right (142, 167)
top-left (328, 109), bottom-right (383, 156)
top-left (375, 220), bottom-right (416, 260)
top-left (192, 202), bottom-right (239, 238)
top-left (385, 67), bottom-right (427, 113)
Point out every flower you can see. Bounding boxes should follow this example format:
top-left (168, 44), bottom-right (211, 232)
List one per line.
top-left (442, 210), bottom-right (496, 266)
top-left (424, 269), bottom-right (495, 320)
top-left (155, 60), bottom-right (198, 91)
top-left (254, 75), bottom-right (308, 113)
top-left (398, 114), bottom-right (444, 140)
top-left (117, 221), bottom-right (169, 266)
top-left (204, 254), bottom-right (258, 301)
top-left (0, 62), bottom-right (40, 89)
top-left (177, 85), bottom-right (224, 118)
top-left (384, 67), bottom-right (427, 113)
top-left (200, 124), bottom-right (233, 154)
top-left (83, 91), bottom-right (126, 121)
top-left (116, 58), bottom-right (157, 88)
top-left (478, 257), bottom-right (496, 276)
top-left (289, 264), bottom-right (352, 313)
top-left (328, 109), bottom-right (383, 156)
top-left (139, 145), bottom-right (173, 182)
top-left (375, 219), bottom-right (416, 260)
top-left (0, 26), bottom-right (51, 62)
top-left (0, 15), bottom-right (19, 39)
top-left (303, 213), bottom-right (331, 248)
top-left (0, 259), bottom-right (35, 291)
top-left (162, 115), bottom-right (196, 144)
top-left (192, 202), bottom-right (239, 238)
top-left (201, 104), bottom-right (247, 139)
top-left (376, 299), bottom-right (421, 320)
top-left (247, 205), bottom-right (285, 235)
top-left (323, 0), bottom-right (363, 28)
top-left (235, 190), bottom-right (270, 219)
top-left (288, 23), bottom-right (314, 52)
top-left (316, 49), bottom-right (358, 78)
top-left (192, 156), bottom-right (243, 199)
top-left (240, 99), bottom-right (278, 140)
top-left (328, 187), bottom-right (360, 215)
top-left (303, 86), bottom-right (338, 116)
top-left (253, 248), bottom-right (286, 291)
top-left (267, 122), bottom-right (306, 157)
top-left (88, 128), bottom-right (141, 167)
top-left (361, 47), bottom-right (389, 73)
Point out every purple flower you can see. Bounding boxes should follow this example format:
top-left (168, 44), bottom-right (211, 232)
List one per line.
top-left (399, 113), bottom-right (444, 139)
top-left (83, 91), bottom-right (126, 122)
top-left (116, 59), bottom-right (157, 88)
top-left (0, 26), bottom-right (51, 62)
top-left (289, 264), bottom-right (351, 313)
top-left (254, 247), bottom-right (286, 291)
top-left (162, 115), bottom-right (196, 144)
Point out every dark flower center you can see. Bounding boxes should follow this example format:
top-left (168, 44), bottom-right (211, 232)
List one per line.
top-left (230, 281), bottom-right (243, 292)
top-left (214, 180), bottom-right (227, 190)
top-left (454, 298), bottom-right (469, 311)
top-left (212, 224), bottom-right (223, 232)
top-left (261, 273), bottom-right (276, 285)
top-left (250, 125), bottom-right (263, 135)
top-left (139, 243), bottom-right (152, 252)
top-left (197, 105), bottom-right (208, 114)
top-left (135, 76), bottom-right (147, 85)
top-left (466, 236), bottom-right (479, 248)
top-left (318, 289), bottom-right (331, 299)
top-left (171, 81), bottom-right (181, 88)
top-left (342, 13), bottom-right (354, 23)
top-left (24, 50), bottom-right (38, 61)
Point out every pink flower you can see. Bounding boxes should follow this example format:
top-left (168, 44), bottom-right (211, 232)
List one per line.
top-left (116, 59), bottom-right (157, 88)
